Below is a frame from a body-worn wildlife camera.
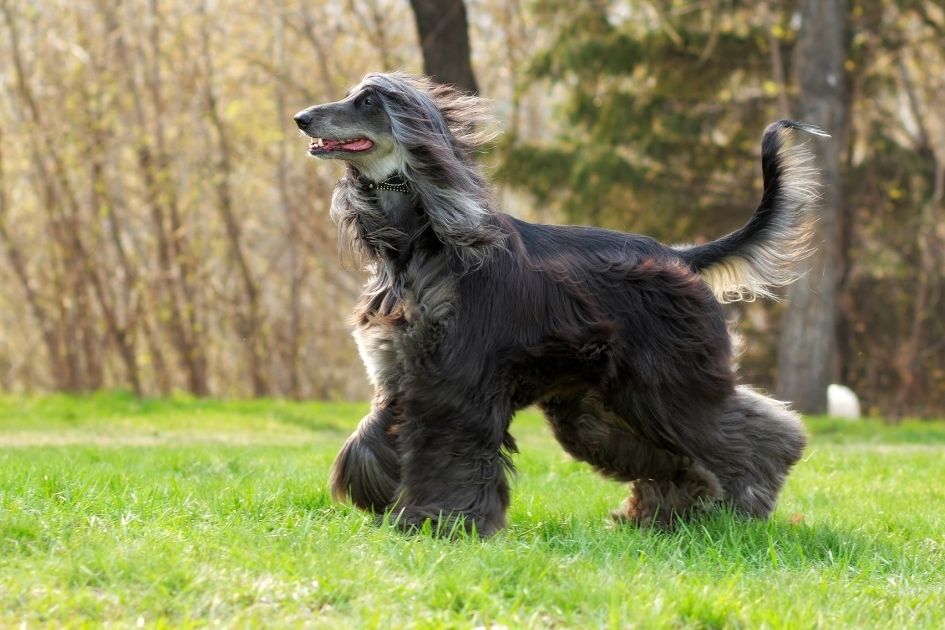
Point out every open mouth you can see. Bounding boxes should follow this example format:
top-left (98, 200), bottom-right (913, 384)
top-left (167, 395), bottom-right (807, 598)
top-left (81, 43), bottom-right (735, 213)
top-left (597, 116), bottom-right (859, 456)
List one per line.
top-left (307, 137), bottom-right (375, 155)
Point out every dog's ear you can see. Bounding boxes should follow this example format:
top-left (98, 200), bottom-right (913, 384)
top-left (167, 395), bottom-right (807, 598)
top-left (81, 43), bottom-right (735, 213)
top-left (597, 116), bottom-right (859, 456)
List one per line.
top-left (425, 82), bottom-right (497, 153)
top-left (369, 73), bottom-right (495, 155)
top-left (361, 73), bottom-right (503, 264)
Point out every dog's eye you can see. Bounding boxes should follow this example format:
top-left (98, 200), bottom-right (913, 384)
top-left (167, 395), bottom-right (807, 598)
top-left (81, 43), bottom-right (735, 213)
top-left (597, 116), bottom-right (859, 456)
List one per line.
top-left (362, 95), bottom-right (374, 106)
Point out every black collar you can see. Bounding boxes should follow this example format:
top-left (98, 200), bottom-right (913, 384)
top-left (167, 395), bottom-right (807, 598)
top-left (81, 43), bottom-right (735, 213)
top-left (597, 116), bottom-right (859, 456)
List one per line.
top-left (356, 173), bottom-right (411, 194)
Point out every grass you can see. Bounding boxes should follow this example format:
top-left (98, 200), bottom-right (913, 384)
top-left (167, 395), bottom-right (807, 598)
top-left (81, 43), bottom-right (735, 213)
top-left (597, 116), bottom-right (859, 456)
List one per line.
top-left (1, 393), bottom-right (944, 627)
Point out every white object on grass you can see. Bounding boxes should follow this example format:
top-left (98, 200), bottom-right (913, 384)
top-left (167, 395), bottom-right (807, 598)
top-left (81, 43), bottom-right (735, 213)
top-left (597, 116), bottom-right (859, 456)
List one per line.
top-left (827, 384), bottom-right (861, 420)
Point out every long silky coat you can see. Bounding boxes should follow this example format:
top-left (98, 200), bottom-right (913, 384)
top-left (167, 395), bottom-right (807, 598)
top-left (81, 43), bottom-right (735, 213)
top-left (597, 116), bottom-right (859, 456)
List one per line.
top-left (294, 73), bottom-right (821, 536)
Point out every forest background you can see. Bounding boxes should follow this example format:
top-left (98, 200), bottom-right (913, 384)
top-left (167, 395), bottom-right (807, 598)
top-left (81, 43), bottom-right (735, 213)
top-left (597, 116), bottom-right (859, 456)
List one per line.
top-left (0, 0), bottom-right (942, 417)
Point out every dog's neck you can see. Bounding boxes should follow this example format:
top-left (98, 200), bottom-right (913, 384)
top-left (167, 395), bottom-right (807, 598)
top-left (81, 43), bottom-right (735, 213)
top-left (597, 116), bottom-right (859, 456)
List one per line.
top-left (332, 165), bottom-right (439, 272)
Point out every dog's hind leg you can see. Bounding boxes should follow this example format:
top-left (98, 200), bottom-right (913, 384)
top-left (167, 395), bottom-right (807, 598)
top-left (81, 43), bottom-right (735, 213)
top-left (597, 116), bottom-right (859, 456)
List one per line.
top-left (329, 406), bottom-right (401, 512)
top-left (698, 386), bottom-right (807, 518)
top-left (541, 392), bottom-right (722, 527)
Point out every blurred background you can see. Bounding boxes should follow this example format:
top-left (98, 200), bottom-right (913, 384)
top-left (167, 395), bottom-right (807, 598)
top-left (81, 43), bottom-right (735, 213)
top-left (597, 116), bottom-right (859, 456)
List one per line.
top-left (0, 0), bottom-right (942, 418)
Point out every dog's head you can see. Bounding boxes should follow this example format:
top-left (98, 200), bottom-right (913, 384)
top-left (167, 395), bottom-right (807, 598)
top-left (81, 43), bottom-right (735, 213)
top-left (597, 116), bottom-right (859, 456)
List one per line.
top-left (293, 72), bottom-right (492, 183)
top-left (295, 72), bottom-right (503, 263)
top-left (293, 76), bottom-right (402, 182)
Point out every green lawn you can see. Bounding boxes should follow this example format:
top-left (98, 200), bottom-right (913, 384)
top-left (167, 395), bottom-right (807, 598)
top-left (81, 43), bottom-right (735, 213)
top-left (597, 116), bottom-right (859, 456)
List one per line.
top-left (1, 393), bottom-right (944, 628)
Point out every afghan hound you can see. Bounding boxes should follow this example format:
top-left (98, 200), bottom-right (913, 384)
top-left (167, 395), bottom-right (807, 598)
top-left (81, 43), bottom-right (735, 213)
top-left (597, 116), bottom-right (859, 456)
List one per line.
top-left (294, 72), bottom-right (824, 537)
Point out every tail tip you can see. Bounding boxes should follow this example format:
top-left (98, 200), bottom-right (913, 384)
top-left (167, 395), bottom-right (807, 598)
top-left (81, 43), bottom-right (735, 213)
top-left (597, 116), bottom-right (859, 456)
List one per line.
top-left (767, 119), bottom-right (831, 139)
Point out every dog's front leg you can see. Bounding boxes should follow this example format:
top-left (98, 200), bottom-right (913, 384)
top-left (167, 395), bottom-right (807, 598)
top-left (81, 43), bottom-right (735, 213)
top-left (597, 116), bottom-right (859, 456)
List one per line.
top-left (329, 405), bottom-right (401, 512)
top-left (390, 399), bottom-right (514, 538)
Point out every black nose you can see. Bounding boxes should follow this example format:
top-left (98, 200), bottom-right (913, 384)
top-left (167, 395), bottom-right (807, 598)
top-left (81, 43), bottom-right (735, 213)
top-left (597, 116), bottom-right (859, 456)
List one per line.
top-left (293, 111), bottom-right (313, 129)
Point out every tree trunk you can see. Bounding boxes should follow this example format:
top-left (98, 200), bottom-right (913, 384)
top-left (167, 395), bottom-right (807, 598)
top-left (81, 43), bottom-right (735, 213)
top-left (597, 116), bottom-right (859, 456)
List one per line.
top-left (0, 126), bottom-right (69, 390)
top-left (199, 0), bottom-right (269, 397)
top-left (274, 9), bottom-right (305, 400)
top-left (408, 0), bottom-right (479, 93)
top-left (114, 0), bottom-right (209, 396)
top-left (776, 0), bottom-right (848, 413)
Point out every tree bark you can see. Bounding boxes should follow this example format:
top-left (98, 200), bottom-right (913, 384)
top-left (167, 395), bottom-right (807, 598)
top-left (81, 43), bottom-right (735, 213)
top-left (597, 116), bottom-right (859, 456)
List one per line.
top-left (408, 0), bottom-right (479, 93)
top-left (776, 0), bottom-right (848, 413)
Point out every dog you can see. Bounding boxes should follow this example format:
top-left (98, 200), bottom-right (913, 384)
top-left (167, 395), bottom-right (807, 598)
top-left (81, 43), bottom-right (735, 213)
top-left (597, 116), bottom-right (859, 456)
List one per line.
top-left (294, 72), bottom-right (824, 537)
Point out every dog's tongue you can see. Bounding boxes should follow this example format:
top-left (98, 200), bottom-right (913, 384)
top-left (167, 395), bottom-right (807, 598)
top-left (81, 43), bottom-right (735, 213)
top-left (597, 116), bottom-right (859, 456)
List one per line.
top-left (341, 138), bottom-right (373, 151)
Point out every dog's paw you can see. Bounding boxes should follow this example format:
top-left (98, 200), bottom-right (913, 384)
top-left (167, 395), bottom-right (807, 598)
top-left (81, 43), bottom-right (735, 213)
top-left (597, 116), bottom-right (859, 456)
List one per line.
top-left (611, 479), bottom-right (667, 528)
top-left (678, 462), bottom-right (723, 501)
top-left (611, 475), bottom-right (721, 529)
top-left (389, 506), bottom-right (504, 539)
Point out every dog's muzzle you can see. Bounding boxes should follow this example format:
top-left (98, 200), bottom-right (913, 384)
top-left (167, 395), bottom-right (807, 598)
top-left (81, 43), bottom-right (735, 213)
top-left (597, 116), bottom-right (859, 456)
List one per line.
top-left (293, 110), bottom-right (313, 131)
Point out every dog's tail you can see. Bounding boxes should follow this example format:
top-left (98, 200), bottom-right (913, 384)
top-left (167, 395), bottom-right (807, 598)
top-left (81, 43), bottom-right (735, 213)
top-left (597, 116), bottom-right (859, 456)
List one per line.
top-left (675, 120), bottom-right (828, 302)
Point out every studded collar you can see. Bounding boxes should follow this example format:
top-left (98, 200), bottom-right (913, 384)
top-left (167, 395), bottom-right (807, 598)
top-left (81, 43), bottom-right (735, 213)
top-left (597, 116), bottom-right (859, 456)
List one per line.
top-left (355, 173), bottom-right (411, 194)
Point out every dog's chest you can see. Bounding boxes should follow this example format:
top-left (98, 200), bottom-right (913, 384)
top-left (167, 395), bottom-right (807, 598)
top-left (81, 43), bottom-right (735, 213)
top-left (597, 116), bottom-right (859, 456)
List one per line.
top-left (352, 268), bottom-right (455, 392)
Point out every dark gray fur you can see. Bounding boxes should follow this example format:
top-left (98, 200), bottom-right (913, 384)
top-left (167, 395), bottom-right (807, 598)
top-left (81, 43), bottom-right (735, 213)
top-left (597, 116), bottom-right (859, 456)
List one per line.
top-left (294, 72), bottom-right (817, 537)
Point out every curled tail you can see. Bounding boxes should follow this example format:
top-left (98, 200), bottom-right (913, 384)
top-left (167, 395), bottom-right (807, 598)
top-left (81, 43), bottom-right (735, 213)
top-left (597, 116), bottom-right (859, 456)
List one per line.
top-left (676, 120), bottom-right (829, 303)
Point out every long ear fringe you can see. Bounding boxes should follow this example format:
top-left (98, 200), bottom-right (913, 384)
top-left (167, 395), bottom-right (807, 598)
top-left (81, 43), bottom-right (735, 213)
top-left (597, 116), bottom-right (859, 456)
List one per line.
top-left (361, 72), bottom-right (504, 267)
top-left (425, 81), bottom-right (500, 154)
